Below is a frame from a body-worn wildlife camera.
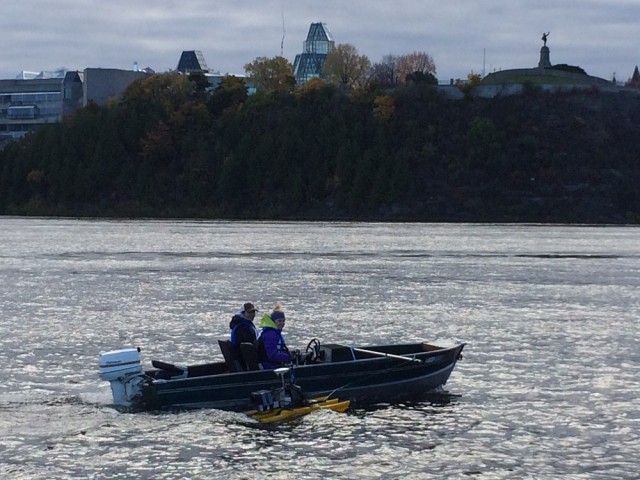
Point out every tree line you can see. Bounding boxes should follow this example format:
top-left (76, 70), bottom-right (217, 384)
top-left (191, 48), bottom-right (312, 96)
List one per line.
top-left (1, 71), bottom-right (639, 223)
top-left (245, 45), bottom-right (437, 92)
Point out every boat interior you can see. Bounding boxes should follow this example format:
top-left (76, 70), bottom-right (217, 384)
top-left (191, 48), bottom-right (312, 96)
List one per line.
top-left (146, 341), bottom-right (448, 381)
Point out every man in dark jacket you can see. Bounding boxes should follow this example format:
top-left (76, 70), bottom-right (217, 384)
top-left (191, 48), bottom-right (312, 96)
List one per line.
top-left (229, 302), bottom-right (258, 369)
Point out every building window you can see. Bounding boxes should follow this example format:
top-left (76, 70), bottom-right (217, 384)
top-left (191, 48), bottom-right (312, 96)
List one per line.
top-left (8, 105), bottom-right (39, 119)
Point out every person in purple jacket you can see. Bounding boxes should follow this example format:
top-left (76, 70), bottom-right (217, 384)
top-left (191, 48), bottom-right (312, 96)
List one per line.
top-left (257, 304), bottom-right (293, 369)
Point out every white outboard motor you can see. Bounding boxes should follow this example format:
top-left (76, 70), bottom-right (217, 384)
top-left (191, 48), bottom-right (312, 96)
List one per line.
top-left (99, 348), bottom-right (146, 407)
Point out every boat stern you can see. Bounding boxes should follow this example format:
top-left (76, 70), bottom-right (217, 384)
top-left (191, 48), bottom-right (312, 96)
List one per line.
top-left (98, 348), bottom-right (146, 407)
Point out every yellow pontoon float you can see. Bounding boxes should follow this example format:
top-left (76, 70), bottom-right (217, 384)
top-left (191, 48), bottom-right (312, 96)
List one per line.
top-left (245, 367), bottom-right (350, 424)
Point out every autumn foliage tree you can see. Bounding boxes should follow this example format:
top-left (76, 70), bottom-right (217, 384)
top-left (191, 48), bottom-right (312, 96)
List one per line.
top-left (371, 52), bottom-right (437, 88)
top-left (396, 51), bottom-right (436, 83)
top-left (373, 95), bottom-right (395, 121)
top-left (370, 55), bottom-right (401, 88)
top-left (208, 76), bottom-right (248, 114)
top-left (322, 44), bottom-right (371, 89)
top-left (244, 56), bottom-right (295, 93)
top-left (456, 72), bottom-right (482, 96)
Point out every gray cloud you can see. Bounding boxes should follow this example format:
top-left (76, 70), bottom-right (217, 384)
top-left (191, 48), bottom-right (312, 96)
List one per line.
top-left (3, 0), bottom-right (639, 82)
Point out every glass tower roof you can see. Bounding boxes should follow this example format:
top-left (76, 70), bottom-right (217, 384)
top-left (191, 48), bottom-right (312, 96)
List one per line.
top-left (293, 23), bottom-right (335, 85)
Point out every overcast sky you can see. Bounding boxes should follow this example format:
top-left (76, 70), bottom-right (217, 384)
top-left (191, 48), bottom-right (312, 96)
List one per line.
top-left (3, 0), bottom-right (640, 83)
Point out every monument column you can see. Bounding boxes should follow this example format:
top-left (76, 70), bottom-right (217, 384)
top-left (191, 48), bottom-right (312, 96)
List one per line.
top-left (538, 32), bottom-right (551, 69)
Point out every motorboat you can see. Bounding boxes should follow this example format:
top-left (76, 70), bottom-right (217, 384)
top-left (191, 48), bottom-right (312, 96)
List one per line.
top-left (98, 339), bottom-right (465, 413)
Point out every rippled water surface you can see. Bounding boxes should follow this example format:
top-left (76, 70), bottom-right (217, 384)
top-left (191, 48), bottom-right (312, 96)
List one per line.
top-left (1, 218), bottom-right (638, 479)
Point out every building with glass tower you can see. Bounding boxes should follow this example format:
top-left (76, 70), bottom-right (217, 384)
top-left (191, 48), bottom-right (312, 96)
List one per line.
top-left (293, 23), bottom-right (335, 85)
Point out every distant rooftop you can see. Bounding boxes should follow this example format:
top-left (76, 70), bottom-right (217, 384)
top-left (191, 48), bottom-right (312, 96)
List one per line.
top-left (16, 69), bottom-right (67, 80)
top-left (176, 51), bottom-right (210, 74)
top-left (303, 22), bottom-right (334, 54)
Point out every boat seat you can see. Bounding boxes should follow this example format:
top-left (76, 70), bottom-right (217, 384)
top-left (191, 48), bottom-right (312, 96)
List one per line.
top-left (151, 359), bottom-right (187, 379)
top-left (239, 342), bottom-right (262, 371)
top-left (218, 339), bottom-right (243, 372)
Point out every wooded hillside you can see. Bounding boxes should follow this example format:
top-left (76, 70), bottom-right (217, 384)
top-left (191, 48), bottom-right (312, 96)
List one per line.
top-left (1, 74), bottom-right (639, 223)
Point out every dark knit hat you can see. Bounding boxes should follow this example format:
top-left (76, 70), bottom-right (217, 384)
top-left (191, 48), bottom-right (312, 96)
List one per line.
top-left (271, 303), bottom-right (285, 320)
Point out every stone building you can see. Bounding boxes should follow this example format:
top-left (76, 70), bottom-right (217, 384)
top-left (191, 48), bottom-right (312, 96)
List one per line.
top-left (83, 68), bottom-right (150, 106)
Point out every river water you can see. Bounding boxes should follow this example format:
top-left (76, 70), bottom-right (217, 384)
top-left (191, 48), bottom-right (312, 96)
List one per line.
top-left (0, 218), bottom-right (638, 479)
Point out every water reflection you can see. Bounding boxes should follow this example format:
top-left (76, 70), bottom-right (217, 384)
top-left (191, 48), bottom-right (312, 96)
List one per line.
top-left (1, 219), bottom-right (639, 479)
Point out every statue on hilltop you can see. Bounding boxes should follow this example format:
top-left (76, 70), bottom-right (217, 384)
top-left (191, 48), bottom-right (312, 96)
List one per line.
top-left (542, 32), bottom-right (550, 47)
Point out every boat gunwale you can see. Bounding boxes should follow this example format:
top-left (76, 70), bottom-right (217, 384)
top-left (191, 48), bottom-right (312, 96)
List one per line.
top-left (147, 342), bottom-right (465, 387)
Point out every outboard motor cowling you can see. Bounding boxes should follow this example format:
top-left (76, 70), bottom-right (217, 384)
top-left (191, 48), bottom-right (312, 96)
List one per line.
top-left (99, 348), bottom-right (145, 407)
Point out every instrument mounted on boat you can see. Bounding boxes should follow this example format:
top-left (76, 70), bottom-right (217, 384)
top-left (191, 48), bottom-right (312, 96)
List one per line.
top-left (245, 367), bottom-right (350, 423)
